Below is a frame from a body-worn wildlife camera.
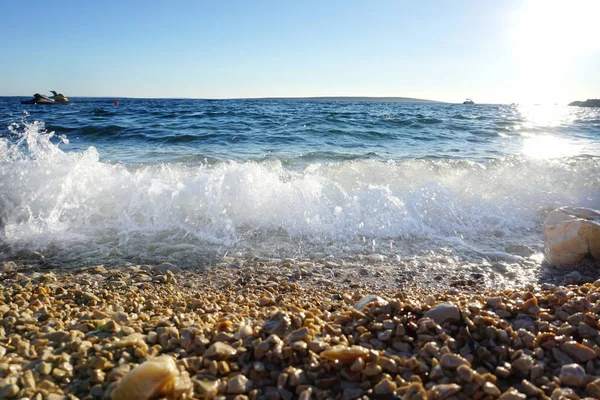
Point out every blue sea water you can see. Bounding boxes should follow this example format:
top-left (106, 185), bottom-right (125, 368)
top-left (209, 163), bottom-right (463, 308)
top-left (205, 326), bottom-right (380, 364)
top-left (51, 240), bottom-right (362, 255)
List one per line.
top-left (1, 97), bottom-right (599, 280)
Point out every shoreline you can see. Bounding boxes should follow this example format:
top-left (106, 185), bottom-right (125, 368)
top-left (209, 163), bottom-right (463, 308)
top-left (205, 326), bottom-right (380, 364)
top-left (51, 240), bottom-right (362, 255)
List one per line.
top-left (1, 261), bottom-right (600, 399)
top-left (4, 249), bottom-right (600, 293)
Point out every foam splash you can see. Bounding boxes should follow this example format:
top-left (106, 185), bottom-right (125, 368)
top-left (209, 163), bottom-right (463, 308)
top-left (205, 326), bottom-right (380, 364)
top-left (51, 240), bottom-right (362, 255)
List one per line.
top-left (1, 118), bottom-right (599, 266)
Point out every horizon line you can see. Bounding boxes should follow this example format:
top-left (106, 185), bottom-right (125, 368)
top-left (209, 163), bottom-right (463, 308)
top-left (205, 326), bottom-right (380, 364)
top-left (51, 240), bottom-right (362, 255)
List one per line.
top-left (7, 94), bottom-right (454, 103)
top-left (6, 94), bottom-right (584, 105)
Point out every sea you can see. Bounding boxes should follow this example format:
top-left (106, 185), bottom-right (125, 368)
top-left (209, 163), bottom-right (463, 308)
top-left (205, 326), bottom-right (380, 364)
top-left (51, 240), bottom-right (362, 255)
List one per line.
top-left (1, 97), bottom-right (599, 286)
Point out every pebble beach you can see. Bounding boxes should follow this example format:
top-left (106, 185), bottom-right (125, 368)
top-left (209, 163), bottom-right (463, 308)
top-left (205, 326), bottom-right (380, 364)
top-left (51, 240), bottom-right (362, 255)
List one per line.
top-left (2, 257), bottom-right (600, 400)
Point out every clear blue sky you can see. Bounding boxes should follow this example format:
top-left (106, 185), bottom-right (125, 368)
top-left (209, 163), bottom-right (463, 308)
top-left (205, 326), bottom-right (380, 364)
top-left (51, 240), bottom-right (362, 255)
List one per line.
top-left (1, 0), bottom-right (598, 104)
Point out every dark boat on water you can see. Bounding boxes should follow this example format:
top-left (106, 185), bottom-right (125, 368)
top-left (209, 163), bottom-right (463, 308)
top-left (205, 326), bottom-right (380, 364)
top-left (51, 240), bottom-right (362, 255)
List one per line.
top-left (21, 91), bottom-right (70, 105)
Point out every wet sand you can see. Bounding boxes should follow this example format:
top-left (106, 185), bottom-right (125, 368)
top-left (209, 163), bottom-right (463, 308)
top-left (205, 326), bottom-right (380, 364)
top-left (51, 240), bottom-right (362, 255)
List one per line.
top-left (1, 259), bottom-right (600, 399)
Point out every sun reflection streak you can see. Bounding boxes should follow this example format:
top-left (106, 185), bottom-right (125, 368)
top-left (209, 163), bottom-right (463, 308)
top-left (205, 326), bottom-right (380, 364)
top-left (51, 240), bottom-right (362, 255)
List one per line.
top-left (515, 104), bottom-right (586, 159)
top-left (521, 135), bottom-right (580, 159)
top-left (517, 104), bottom-right (579, 128)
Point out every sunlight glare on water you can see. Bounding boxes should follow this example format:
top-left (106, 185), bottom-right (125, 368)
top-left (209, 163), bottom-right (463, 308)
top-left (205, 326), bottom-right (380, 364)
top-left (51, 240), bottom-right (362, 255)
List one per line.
top-left (520, 135), bottom-right (580, 159)
top-left (518, 104), bottom-right (577, 128)
top-left (517, 104), bottom-right (594, 159)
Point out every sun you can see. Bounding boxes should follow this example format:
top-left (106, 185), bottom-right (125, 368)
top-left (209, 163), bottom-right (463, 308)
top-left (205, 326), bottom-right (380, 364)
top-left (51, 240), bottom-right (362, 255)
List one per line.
top-left (512, 0), bottom-right (600, 59)
top-left (510, 0), bottom-right (599, 104)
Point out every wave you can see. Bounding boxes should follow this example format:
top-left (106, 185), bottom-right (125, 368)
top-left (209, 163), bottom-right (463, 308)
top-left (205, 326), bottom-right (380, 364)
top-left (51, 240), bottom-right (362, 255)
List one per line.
top-left (1, 118), bottom-right (598, 267)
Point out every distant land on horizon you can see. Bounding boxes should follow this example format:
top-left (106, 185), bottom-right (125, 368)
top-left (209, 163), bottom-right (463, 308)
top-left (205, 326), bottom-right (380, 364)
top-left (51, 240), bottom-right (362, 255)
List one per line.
top-left (255, 96), bottom-right (442, 103)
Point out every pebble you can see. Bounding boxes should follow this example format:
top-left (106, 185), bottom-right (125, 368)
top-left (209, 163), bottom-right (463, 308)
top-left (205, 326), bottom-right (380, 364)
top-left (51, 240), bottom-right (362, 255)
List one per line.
top-left (482, 381), bottom-right (502, 396)
top-left (227, 374), bottom-right (250, 394)
top-left (354, 295), bottom-right (388, 310)
top-left (559, 363), bottom-right (587, 387)
top-left (320, 345), bottom-right (370, 363)
top-left (440, 353), bottom-right (470, 369)
top-left (424, 302), bottom-right (460, 325)
top-left (498, 388), bottom-right (526, 399)
top-left (586, 377), bottom-right (600, 398)
top-left (0, 384), bottom-right (19, 398)
top-left (511, 354), bottom-right (534, 376)
top-left (456, 364), bottom-right (474, 382)
top-left (203, 342), bottom-right (237, 360)
top-left (560, 341), bottom-right (597, 362)
top-left (112, 355), bottom-right (187, 400)
top-left (430, 383), bottom-right (461, 399)
top-left (373, 378), bottom-right (396, 394)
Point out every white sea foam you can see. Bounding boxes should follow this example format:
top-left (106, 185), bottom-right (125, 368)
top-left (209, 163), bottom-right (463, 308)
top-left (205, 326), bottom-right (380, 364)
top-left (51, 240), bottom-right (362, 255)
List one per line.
top-left (1, 119), bottom-right (598, 267)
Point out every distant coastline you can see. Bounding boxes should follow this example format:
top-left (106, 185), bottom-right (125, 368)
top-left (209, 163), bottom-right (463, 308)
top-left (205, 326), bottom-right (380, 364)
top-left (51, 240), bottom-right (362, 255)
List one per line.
top-left (255, 96), bottom-right (442, 103)
top-left (568, 99), bottom-right (600, 108)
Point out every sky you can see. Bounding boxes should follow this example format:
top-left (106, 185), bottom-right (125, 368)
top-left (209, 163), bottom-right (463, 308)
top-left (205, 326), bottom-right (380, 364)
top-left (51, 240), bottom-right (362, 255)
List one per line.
top-left (1, 0), bottom-right (598, 104)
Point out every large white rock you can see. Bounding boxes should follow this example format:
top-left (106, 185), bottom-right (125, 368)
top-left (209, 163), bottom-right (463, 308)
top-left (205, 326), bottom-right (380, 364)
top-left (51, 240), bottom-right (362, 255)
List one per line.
top-left (543, 207), bottom-right (600, 266)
